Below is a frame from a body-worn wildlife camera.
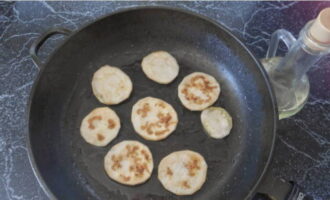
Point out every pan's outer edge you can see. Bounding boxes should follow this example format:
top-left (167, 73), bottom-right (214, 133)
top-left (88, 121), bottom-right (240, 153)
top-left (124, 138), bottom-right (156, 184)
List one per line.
top-left (26, 5), bottom-right (278, 200)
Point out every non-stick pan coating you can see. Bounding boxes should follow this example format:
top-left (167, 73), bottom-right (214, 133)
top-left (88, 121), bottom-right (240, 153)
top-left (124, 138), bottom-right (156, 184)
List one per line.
top-left (28, 8), bottom-right (276, 200)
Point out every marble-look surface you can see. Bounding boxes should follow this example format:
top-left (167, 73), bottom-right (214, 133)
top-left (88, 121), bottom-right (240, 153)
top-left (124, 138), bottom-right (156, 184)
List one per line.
top-left (0, 1), bottom-right (329, 200)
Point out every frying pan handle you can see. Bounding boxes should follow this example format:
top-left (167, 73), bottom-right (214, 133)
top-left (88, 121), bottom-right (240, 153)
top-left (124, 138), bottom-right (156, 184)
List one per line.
top-left (30, 28), bottom-right (72, 67)
top-left (255, 171), bottom-right (314, 200)
top-left (285, 183), bottom-right (314, 200)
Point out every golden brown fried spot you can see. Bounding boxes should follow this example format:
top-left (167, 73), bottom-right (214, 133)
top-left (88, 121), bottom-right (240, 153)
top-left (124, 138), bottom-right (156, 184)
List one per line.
top-left (141, 150), bottom-right (150, 161)
top-left (182, 181), bottom-right (191, 189)
top-left (182, 75), bottom-right (218, 105)
top-left (120, 174), bottom-right (131, 182)
top-left (184, 156), bottom-right (201, 177)
top-left (157, 112), bottom-right (172, 127)
top-left (141, 126), bottom-right (168, 135)
top-left (166, 167), bottom-right (173, 176)
top-left (137, 103), bottom-right (150, 118)
top-left (111, 155), bottom-right (123, 170)
top-left (133, 162), bottom-right (150, 178)
top-left (88, 115), bottom-right (102, 129)
top-left (141, 122), bottom-right (154, 135)
top-left (107, 119), bottom-right (116, 129)
top-left (126, 145), bottom-right (140, 157)
top-left (157, 102), bottom-right (166, 108)
top-left (97, 133), bottom-right (105, 141)
top-left (155, 129), bottom-right (169, 136)
top-left (134, 163), bottom-right (147, 177)
top-left (140, 112), bottom-right (175, 136)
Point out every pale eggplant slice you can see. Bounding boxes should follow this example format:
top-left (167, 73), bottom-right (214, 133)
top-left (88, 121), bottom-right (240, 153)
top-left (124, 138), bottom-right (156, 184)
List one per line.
top-left (141, 51), bottom-right (179, 84)
top-left (201, 107), bottom-right (233, 139)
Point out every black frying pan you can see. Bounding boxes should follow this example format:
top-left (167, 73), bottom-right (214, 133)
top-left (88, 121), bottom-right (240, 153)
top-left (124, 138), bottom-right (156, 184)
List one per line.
top-left (27, 7), bottom-right (304, 200)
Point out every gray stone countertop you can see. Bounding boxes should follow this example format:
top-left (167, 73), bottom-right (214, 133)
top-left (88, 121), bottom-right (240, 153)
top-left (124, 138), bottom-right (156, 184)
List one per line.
top-left (0, 1), bottom-right (329, 200)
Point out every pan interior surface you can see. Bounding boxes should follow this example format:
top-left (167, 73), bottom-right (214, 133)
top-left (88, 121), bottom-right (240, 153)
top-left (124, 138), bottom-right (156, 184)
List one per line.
top-left (29, 8), bottom-right (276, 200)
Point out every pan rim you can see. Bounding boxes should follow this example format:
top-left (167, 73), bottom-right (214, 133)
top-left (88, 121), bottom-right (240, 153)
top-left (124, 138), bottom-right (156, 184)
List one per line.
top-left (26, 5), bottom-right (278, 200)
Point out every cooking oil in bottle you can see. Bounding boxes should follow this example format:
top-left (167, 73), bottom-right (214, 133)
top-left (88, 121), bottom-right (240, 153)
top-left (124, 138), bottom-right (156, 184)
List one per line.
top-left (261, 8), bottom-right (330, 119)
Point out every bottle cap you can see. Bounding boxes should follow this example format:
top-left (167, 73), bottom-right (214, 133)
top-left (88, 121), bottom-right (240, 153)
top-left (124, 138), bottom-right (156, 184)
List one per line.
top-left (310, 7), bottom-right (330, 44)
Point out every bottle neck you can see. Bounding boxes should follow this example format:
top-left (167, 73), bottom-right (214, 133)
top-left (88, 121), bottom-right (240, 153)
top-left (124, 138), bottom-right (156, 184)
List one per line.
top-left (301, 20), bottom-right (330, 55)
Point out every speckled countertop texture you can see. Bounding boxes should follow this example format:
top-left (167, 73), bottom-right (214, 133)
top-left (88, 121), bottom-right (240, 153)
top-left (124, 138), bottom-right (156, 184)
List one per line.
top-left (0, 1), bottom-right (329, 200)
